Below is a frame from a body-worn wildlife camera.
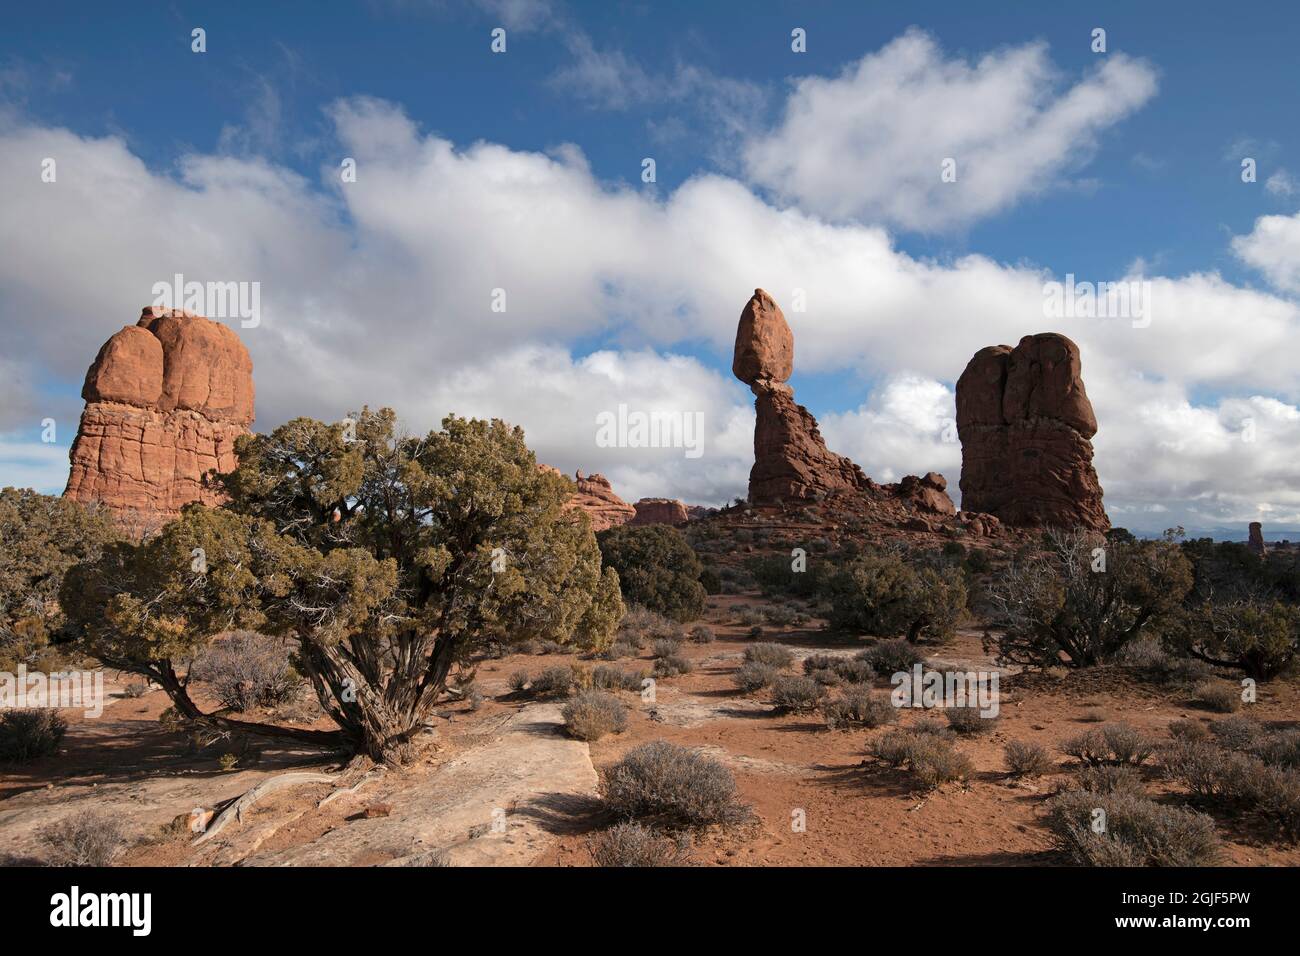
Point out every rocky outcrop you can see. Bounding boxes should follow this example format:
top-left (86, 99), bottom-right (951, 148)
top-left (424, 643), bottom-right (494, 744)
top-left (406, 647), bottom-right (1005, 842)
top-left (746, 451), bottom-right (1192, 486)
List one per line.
top-left (630, 497), bottom-right (690, 526)
top-left (956, 333), bottom-right (1108, 530)
top-left (1248, 522), bottom-right (1267, 557)
top-left (733, 289), bottom-right (956, 521)
top-left (569, 470), bottom-right (635, 531)
top-left (734, 289), bottom-right (870, 503)
top-left (64, 307), bottom-right (254, 528)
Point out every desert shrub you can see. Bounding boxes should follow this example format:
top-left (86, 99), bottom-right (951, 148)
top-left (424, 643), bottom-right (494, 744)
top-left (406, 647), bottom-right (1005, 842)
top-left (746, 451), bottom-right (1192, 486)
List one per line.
top-left (651, 638), bottom-right (682, 658)
top-left (652, 653), bottom-right (692, 678)
top-left (1069, 764), bottom-right (1147, 797)
top-left (1160, 739), bottom-right (1261, 802)
top-left (826, 552), bottom-right (966, 643)
top-left (1061, 723), bottom-right (1157, 766)
top-left (736, 606), bottom-right (766, 627)
top-left (602, 740), bottom-right (748, 827)
top-left (1045, 790), bottom-right (1220, 866)
top-left (746, 625), bottom-right (764, 638)
top-left (769, 675), bottom-right (827, 713)
top-left (763, 605), bottom-right (797, 627)
top-left (0, 709), bottom-right (67, 762)
top-left (562, 691), bottom-right (629, 741)
top-left (688, 624), bottom-right (715, 644)
top-left (599, 641), bottom-right (640, 661)
top-left (1193, 680), bottom-right (1242, 713)
top-left (0, 489), bottom-right (119, 671)
top-left (40, 812), bottom-right (128, 867)
top-left (986, 530), bottom-right (1193, 669)
top-left (1208, 715), bottom-right (1264, 751)
top-left (1254, 729), bottom-right (1300, 769)
top-left (1004, 740), bottom-right (1053, 777)
top-left (945, 705), bottom-right (999, 735)
top-left (122, 682), bottom-right (148, 699)
top-left (806, 667), bottom-right (841, 686)
top-left (1254, 765), bottom-right (1300, 841)
top-left (62, 411), bottom-right (625, 763)
top-left (190, 630), bottom-right (303, 712)
top-left (822, 686), bottom-right (897, 729)
top-left (855, 639), bottom-right (923, 675)
top-left (591, 664), bottom-right (645, 692)
top-left (508, 670), bottom-right (530, 694)
top-left (530, 665), bottom-right (578, 699)
top-left (698, 566), bottom-right (722, 596)
top-left (617, 605), bottom-right (683, 646)
top-left (745, 552), bottom-right (830, 599)
top-left (1167, 719), bottom-right (1210, 741)
top-left (1120, 636), bottom-right (1213, 687)
top-left (597, 525), bottom-right (706, 623)
top-left (871, 727), bottom-right (972, 788)
top-left (744, 643), bottom-right (793, 668)
top-left (588, 822), bottom-right (688, 867)
top-left (1163, 600), bottom-right (1300, 681)
top-left (733, 660), bottom-right (778, 692)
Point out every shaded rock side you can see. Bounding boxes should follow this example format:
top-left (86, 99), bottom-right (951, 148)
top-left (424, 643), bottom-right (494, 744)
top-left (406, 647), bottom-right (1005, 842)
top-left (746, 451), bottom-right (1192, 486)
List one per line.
top-left (956, 333), bottom-right (1108, 530)
top-left (630, 497), bottom-right (690, 526)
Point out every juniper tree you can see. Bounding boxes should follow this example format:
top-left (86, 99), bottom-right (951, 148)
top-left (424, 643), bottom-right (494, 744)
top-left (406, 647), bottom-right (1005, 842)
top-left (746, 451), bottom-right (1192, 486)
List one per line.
top-left (63, 409), bottom-right (624, 763)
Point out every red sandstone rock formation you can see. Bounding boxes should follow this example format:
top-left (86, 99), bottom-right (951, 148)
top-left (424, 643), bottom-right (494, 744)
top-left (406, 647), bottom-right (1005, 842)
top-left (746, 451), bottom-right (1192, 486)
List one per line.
top-left (734, 289), bottom-right (869, 503)
top-left (568, 470), bottom-right (635, 531)
top-left (955, 333), bottom-right (1108, 530)
top-left (1248, 521), bottom-right (1267, 557)
top-left (733, 289), bottom-right (956, 521)
top-left (64, 307), bottom-right (254, 527)
top-left (630, 497), bottom-right (690, 526)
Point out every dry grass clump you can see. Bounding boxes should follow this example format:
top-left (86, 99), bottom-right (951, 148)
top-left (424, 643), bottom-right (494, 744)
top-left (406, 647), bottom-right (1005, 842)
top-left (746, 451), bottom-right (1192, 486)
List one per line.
top-left (870, 727), bottom-right (973, 789)
top-left (1045, 789), bottom-right (1220, 866)
top-left (732, 660), bottom-right (778, 692)
top-left (602, 740), bottom-right (750, 828)
top-left (1061, 723), bottom-right (1157, 766)
top-left (588, 822), bottom-right (689, 867)
top-left (562, 691), bottom-right (629, 741)
top-left (40, 812), bottom-right (128, 867)
top-left (744, 643), bottom-right (793, 668)
top-left (945, 705), bottom-right (999, 735)
top-left (591, 664), bottom-right (645, 692)
top-left (769, 674), bottom-right (828, 713)
top-left (1193, 681), bottom-right (1242, 714)
top-left (1004, 740), bottom-right (1053, 778)
top-left (822, 685), bottom-right (898, 730)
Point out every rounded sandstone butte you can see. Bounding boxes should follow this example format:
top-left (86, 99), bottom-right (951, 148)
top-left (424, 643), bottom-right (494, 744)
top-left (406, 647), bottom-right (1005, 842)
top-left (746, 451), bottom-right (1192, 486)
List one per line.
top-left (569, 470), bottom-right (636, 531)
top-left (732, 288), bottom-right (793, 386)
top-left (64, 307), bottom-right (255, 528)
top-left (630, 497), bottom-right (690, 526)
top-left (955, 332), bottom-right (1107, 530)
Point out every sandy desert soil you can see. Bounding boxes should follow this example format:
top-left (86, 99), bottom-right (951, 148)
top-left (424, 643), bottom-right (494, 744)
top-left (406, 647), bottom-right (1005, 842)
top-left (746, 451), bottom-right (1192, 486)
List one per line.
top-left (3, 588), bottom-right (1297, 867)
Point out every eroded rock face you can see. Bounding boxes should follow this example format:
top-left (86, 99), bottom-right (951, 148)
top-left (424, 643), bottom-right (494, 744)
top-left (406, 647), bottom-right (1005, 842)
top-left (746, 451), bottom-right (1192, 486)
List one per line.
top-left (735, 289), bottom-right (869, 503)
top-left (568, 470), bottom-right (635, 531)
top-left (64, 307), bottom-right (254, 528)
top-left (630, 497), bottom-right (690, 526)
top-left (956, 333), bottom-right (1108, 530)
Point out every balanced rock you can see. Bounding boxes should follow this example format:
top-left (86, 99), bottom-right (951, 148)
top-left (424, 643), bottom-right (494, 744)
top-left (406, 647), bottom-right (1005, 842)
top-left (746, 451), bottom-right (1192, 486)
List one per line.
top-left (64, 307), bottom-right (254, 528)
top-left (956, 333), bottom-right (1107, 530)
top-left (630, 497), bottom-right (690, 526)
top-left (734, 289), bottom-right (869, 503)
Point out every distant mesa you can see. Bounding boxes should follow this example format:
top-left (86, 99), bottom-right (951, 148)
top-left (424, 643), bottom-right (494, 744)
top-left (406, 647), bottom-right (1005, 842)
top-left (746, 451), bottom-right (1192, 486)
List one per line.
top-left (64, 306), bottom-right (254, 530)
top-left (955, 332), bottom-right (1108, 530)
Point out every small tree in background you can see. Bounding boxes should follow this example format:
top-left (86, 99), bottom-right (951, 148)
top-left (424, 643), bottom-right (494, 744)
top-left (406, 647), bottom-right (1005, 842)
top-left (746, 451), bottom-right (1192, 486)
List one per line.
top-left (63, 409), bottom-right (623, 764)
top-left (1163, 599), bottom-right (1299, 680)
top-left (0, 488), bottom-right (119, 670)
top-left (986, 530), bottom-right (1192, 669)
top-left (826, 551), bottom-right (967, 643)
top-left (597, 524), bottom-right (706, 622)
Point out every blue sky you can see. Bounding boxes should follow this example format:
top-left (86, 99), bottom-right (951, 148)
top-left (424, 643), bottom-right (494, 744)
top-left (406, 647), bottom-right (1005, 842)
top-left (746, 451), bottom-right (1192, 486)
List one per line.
top-left (4, 0), bottom-right (1300, 534)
